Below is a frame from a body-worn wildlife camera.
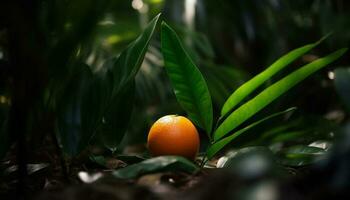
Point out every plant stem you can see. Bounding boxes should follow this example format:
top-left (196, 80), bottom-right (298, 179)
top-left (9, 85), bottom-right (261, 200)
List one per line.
top-left (199, 156), bottom-right (207, 168)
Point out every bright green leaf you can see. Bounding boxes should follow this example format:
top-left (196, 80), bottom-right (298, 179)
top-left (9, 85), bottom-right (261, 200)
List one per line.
top-left (221, 40), bottom-right (323, 117)
top-left (214, 48), bottom-right (347, 141)
top-left (161, 22), bottom-right (213, 135)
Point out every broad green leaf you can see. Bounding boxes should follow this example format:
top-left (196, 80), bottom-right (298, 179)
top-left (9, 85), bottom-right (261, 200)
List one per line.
top-left (214, 48), bottom-right (347, 141)
top-left (112, 156), bottom-right (199, 179)
top-left (334, 67), bottom-right (350, 111)
top-left (207, 107), bottom-right (296, 159)
top-left (161, 22), bottom-right (213, 135)
top-left (221, 40), bottom-right (324, 117)
top-left (277, 145), bottom-right (326, 166)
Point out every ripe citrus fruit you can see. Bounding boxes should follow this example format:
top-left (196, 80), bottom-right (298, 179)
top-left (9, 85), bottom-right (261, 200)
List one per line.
top-left (147, 115), bottom-right (200, 160)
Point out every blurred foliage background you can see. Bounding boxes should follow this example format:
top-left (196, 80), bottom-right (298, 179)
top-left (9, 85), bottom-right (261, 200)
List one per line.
top-left (1, 0), bottom-right (350, 160)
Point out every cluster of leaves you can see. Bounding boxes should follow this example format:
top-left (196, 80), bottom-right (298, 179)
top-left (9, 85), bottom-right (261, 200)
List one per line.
top-left (160, 22), bottom-right (347, 161)
top-left (57, 14), bottom-right (161, 155)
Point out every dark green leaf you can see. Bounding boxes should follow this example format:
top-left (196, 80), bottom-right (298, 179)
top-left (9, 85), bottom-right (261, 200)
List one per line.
top-left (98, 80), bottom-right (135, 152)
top-left (161, 22), bottom-right (213, 135)
top-left (207, 107), bottom-right (296, 159)
top-left (111, 14), bottom-right (161, 93)
top-left (214, 48), bottom-right (347, 141)
top-left (80, 14), bottom-right (161, 153)
top-left (112, 156), bottom-right (199, 179)
top-left (278, 145), bottom-right (326, 166)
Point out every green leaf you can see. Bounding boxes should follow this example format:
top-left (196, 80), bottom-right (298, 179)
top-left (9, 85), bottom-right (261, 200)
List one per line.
top-left (214, 48), bottom-right (347, 141)
top-left (112, 156), bottom-right (199, 179)
top-left (98, 80), bottom-right (135, 152)
top-left (334, 67), bottom-right (350, 112)
top-left (98, 14), bottom-right (161, 150)
top-left (277, 145), bottom-right (326, 166)
top-left (161, 22), bottom-right (213, 135)
top-left (112, 13), bottom-right (161, 93)
top-left (207, 107), bottom-right (296, 159)
top-left (221, 41), bottom-right (323, 117)
top-left (79, 14), bottom-right (161, 153)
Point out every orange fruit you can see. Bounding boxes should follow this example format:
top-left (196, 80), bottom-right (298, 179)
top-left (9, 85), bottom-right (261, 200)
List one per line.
top-left (147, 115), bottom-right (200, 160)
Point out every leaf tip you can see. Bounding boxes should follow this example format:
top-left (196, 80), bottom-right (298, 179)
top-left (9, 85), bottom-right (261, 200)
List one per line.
top-left (316, 32), bottom-right (334, 45)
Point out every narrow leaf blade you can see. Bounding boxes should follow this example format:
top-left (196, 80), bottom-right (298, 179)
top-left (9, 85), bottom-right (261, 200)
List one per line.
top-left (207, 107), bottom-right (296, 159)
top-left (161, 22), bottom-right (213, 135)
top-left (221, 41), bottom-right (322, 117)
top-left (214, 48), bottom-right (347, 141)
top-left (112, 13), bottom-right (161, 92)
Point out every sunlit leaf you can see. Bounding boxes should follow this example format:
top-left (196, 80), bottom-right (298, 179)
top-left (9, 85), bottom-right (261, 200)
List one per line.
top-left (221, 39), bottom-right (325, 117)
top-left (214, 48), bottom-right (347, 141)
top-left (161, 22), bottom-right (213, 135)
